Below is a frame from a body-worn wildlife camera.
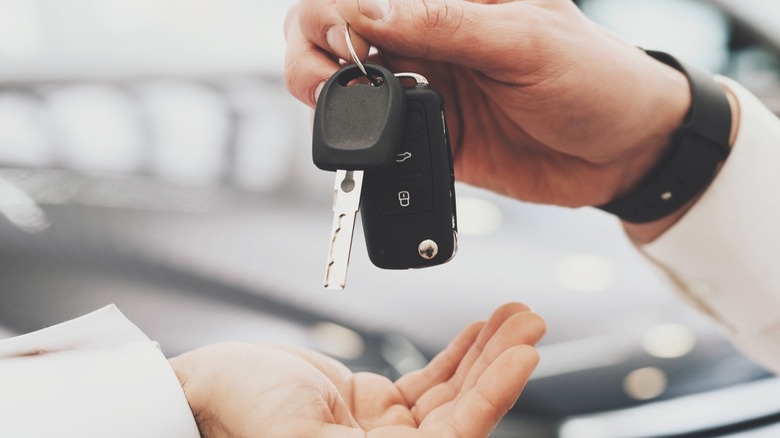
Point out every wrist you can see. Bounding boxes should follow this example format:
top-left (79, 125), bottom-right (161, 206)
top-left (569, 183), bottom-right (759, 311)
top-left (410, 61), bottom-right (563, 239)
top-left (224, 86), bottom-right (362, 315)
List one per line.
top-left (595, 49), bottom-right (733, 230)
top-left (624, 80), bottom-right (740, 244)
top-left (169, 349), bottom-right (223, 437)
top-left (608, 55), bottom-right (692, 203)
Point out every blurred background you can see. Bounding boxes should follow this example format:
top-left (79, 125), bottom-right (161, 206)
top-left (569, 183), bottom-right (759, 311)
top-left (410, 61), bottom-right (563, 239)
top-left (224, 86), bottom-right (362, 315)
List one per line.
top-left (0, 0), bottom-right (779, 436)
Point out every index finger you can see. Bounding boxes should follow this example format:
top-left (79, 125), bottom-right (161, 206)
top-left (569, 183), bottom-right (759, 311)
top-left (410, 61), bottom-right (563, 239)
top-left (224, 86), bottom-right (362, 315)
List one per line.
top-left (394, 320), bottom-right (485, 405)
top-left (398, 303), bottom-right (533, 415)
top-left (284, 4), bottom-right (340, 107)
top-left (435, 345), bottom-right (539, 437)
top-left (297, 0), bottom-right (371, 63)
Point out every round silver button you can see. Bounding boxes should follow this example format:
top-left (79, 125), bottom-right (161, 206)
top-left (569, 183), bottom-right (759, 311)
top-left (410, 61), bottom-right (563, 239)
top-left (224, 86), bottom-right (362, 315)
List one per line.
top-left (418, 239), bottom-right (439, 260)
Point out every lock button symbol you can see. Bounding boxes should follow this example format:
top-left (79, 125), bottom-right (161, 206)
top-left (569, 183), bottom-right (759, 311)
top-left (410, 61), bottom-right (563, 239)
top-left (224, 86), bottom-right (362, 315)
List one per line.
top-left (375, 177), bottom-right (433, 217)
top-left (398, 191), bottom-right (411, 207)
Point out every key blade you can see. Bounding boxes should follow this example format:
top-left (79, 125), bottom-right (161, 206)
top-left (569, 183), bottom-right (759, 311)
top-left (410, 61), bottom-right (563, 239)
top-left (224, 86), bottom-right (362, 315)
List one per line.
top-left (324, 211), bottom-right (357, 290)
top-left (324, 170), bottom-right (364, 290)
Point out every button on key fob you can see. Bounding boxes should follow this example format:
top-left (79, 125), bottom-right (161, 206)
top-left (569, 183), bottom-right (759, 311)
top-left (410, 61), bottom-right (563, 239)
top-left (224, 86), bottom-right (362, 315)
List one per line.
top-left (361, 73), bottom-right (458, 269)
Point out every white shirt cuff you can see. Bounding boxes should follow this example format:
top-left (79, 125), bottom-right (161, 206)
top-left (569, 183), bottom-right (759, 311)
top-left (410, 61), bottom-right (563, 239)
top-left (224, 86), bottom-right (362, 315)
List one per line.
top-left (640, 77), bottom-right (780, 373)
top-left (0, 305), bottom-right (200, 437)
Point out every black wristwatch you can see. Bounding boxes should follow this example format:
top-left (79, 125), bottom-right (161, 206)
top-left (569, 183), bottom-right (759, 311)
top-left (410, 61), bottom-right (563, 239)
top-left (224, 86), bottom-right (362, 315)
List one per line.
top-left (597, 50), bottom-right (732, 223)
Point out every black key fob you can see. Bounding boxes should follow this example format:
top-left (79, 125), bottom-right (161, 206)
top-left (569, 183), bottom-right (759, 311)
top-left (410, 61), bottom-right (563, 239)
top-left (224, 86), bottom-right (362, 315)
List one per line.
top-left (360, 74), bottom-right (457, 269)
top-left (312, 63), bottom-right (406, 171)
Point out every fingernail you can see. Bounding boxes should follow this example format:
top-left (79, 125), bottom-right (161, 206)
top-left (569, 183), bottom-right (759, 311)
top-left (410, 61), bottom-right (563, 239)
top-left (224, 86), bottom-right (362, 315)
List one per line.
top-left (358, 0), bottom-right (392, 21)
top-left (326, 25), bottom-right (350, 60)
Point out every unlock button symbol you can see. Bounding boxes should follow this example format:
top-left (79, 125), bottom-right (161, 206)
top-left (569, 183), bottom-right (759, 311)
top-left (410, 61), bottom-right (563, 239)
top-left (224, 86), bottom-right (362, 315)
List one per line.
top-left (398, 191), bottom-right (411, 207)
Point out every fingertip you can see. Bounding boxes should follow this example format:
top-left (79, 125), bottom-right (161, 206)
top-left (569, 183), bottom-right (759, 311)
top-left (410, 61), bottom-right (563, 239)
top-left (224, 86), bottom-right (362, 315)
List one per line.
top-left (484, 302), bottom-right (533, 330)
top-left (324, 22), bottom-right (371, 65)
top-left (452, 321), bottom-right (485, 347)
top-left (494, 302), bottom-right (533, 316)
top-left (508, 344), bottom-right (541, 371)
top-left (358, 0), bottom-right (393, 21)
top-left (472, 302), bottom-right (532, 350)
top-left (499, 311), bottom-right (548, 347)
top-left (338, 0), bottom-right (467, 59)
top-left (284, 58), bottom-right (333, 109)
top-left (283, 22), bottom-right (340, 108)
top-left (326, 25), bottom-right (352, 61)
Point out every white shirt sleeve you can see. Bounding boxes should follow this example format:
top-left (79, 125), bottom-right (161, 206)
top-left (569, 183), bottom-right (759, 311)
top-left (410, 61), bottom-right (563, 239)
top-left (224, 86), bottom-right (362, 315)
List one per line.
top-left (0, 305), bottom-right (200, 438)
top-left (639, 77), bottom-right (780, 374)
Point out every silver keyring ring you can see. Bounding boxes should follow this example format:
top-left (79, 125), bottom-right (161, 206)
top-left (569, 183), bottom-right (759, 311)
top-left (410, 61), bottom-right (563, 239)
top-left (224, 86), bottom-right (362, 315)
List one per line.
top-left (344, 24), bottom-right (382, 85)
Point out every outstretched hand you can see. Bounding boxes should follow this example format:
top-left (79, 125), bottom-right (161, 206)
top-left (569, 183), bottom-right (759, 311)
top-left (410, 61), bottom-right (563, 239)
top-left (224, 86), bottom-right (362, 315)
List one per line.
top-left (170, 302), bottom-right (545, 437)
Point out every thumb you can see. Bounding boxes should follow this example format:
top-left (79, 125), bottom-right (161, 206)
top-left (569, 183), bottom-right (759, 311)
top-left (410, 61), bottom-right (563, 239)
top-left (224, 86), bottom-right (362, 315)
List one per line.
top-left (336, 0), bottom-right (529, 71)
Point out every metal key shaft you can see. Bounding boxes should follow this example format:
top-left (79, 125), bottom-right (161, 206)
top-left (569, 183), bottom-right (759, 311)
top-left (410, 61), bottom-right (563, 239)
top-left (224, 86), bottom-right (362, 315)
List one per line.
top-left (324, 170), bottom-right (364, 290)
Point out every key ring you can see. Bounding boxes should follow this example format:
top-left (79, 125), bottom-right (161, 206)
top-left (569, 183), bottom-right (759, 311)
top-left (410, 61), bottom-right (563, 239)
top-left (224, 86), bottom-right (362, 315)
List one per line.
top-left (344, 23), bottom-right (383, 86)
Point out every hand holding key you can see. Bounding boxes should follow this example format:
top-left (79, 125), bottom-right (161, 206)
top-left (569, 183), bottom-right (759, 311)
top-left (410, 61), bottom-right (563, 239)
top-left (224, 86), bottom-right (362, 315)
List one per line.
top-left (284, 0), bottom-right (692, 237)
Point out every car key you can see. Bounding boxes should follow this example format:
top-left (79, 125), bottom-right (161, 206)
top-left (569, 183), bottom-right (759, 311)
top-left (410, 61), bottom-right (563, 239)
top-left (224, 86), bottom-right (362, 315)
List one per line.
top-left (312, 62), bottom-right (406, 289)
top-left (360, 73), bottom-right (458, 269)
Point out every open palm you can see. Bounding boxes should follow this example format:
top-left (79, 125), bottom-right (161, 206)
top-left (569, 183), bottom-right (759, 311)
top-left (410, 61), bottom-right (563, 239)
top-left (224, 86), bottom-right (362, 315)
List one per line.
top-left (171, 303), bottom-right (545, 437)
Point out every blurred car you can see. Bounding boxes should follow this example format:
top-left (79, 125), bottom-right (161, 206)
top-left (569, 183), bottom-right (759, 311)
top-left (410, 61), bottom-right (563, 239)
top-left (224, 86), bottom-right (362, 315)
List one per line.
top-left (0, 0), bottom-right (779, 437)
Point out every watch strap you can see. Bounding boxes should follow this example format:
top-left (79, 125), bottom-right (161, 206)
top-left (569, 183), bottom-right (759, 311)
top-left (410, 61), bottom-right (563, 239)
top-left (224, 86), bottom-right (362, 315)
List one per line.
top-left (597, 50), bottom-right (732, 223)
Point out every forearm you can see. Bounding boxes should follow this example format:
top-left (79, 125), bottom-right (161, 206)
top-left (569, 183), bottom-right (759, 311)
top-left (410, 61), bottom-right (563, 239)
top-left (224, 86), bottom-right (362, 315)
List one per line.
top-left (635, 77), bottom-right (780, 372)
